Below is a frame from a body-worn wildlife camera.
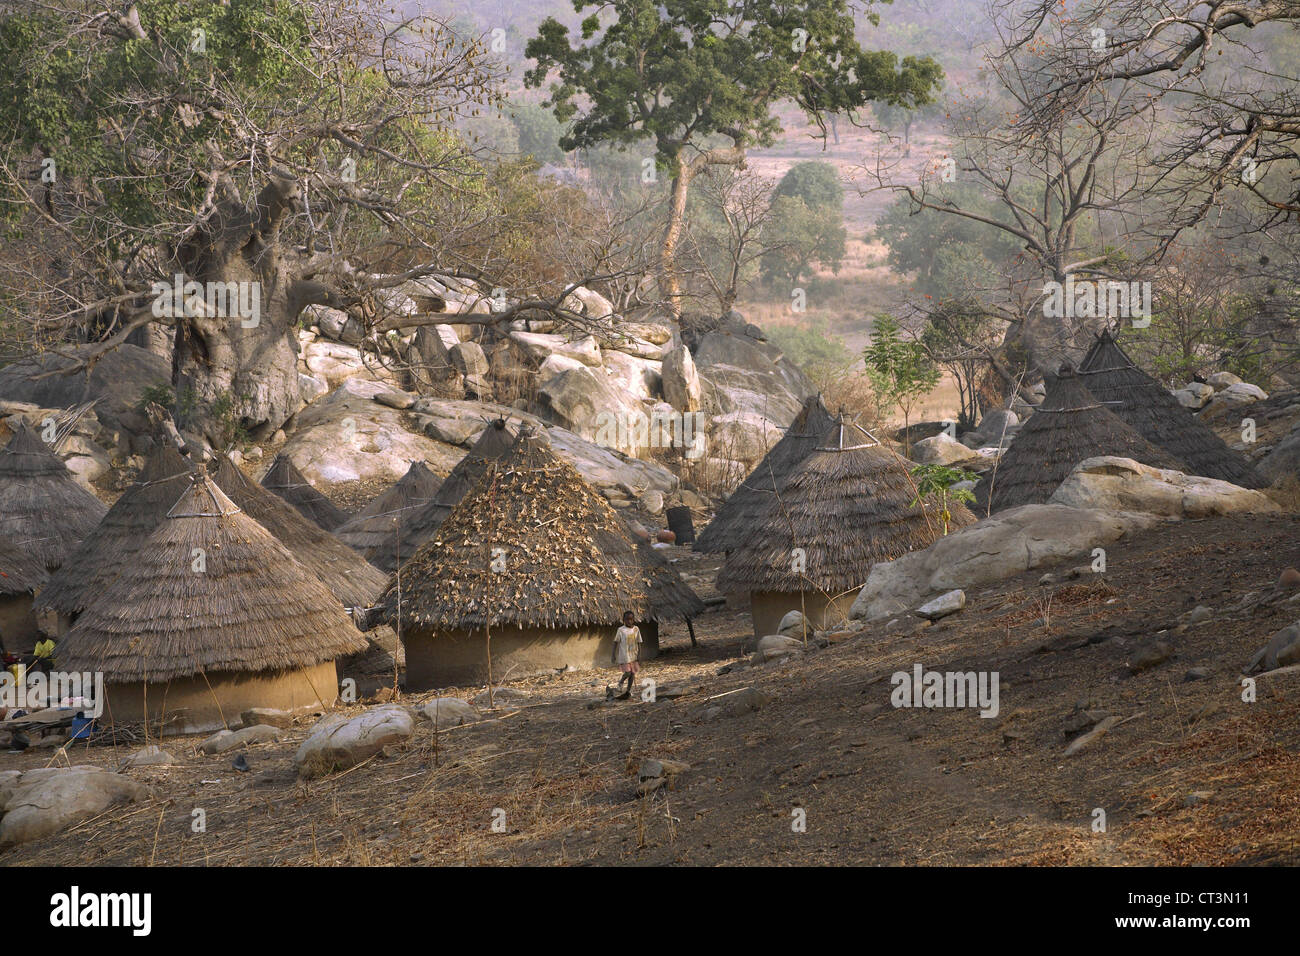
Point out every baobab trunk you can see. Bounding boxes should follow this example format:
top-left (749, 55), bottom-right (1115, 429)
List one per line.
top-left (170, 173), bottom-right (310, 445)
top-left (171, 251), bottom-right (304, 446)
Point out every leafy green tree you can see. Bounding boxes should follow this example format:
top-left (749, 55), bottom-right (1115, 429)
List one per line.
top-left (524, 0), bottom-right (942, 317)
top-left (760, 194), bottom-right (846, 285)
top-left (510, 101), bottom-right (566, 165)
top-left (909, 463), bottom-right (979, 534)
top-left (862, 314), bottom-right (939, 451)
top-left (773, 160), bottom-right (843, 211)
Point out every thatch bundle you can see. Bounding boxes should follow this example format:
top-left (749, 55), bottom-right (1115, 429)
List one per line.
top-left (260, 454), bottom-right (350, 530)
top-left (59, 473), bottom-right (367, 682)
top-left (335, 460), bottom-right (443, 561)
top-left (382, 430), bottom-right (702, 632)
top-left (984, 366), bottom-right (1186, 513)
top-left (0, 423), bottom-right (107, 570)
top-left (716, 416), bottom-right (974, 595)
top-left (213, 457), bottom-right (388, 609)
top-left (0, 535), bottom-right (49, 597)
top-left (36, 443), bottom-right (193, 616)
top-left (1079, 329), bottom-right (1266, 488)
top-left (695, 396), bottom-right (834, 553)
top-left (370, 419), bottom-right (519, 573)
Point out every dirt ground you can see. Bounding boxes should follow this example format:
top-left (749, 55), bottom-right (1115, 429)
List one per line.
top-left (4, 513), bottom-right (1300, 867)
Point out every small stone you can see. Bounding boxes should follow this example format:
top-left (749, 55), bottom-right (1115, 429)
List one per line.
top-left (1279, 568), bottom-right (1300, 590)
top-left (914, 589), bottom-right (966, 621)
top-left (1184, 667), bottom-right (1210, 682)
top-left (1129, 640), bottom-right (1174, 674)
top-left (197, 724), bottom-right (281, 755)
top-left (121, 744), bottom-right (177, 769)
top-left (776, 610), bottom-right (811, 637)
top-left (1184, 790), bottom-right (1215, 808)
top-left (1186, 605), bottom-right (1213, 625)
top-left (240, 708), bottom-right (294, 730)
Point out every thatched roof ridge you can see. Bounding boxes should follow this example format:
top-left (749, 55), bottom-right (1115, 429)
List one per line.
top-left (260, 454), bottom-right (350, 530)
top-left (716, 416), bottom-right (974, 594)
top-left (59, 473), bottom-right (367, 682)
top-left (1079, 329), bottom-right (1266, 488)
top-left (335, 460), bottom-right (443, 559)
top-left (0, 535), bottom-right (49, 597)
top-left (984, 366), bottom-right (1186, 512)
top-left (695, 396), bottom-right (834, 553)
top-left (370, 419), bottom-right (519, 573)
top-left (0, 424), bottom-right (107, 570)
top-left (382, 430), bottom-right (702, 631)
top-left (213, 457), bottom-right (388, 608)
top-left (36, 443), bottom-right (194, 616)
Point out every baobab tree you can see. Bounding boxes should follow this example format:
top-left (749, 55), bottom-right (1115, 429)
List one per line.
top-left (0, 0), bottom-right (648, 445)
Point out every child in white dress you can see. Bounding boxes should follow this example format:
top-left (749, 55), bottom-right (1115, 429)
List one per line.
top-left (612, 611), bottom-right (642, 700)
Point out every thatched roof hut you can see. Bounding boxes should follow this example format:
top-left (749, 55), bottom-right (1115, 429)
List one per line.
top-left (983, 366), bottom-right (1186, 513)
top-left (370, 419), bottom-right (519, 573)
top-left (0, 423), bottom-right (107, 571)
top-left (260, 453), bottom-right (350, 530)
top-left (335, 460), bottom-right (443, 563)
top-left (0, 534), bottom-right (50, 654)
top-left (36, 443), bottom-right (193, 619)
top-left (59, 473), bottom-right (366, 732)
top-left (0, 536), bottom-right (48, 598)
top-left (1079, 328), bottom-right (1266, 489)
top-left (716, 415), bottom-right (974, 635)
top-left (695, 396), bottom-right (834, 554)
top-left (213, 457), bottom-right (388, 609)
top-left (382, 429), bottom-right (702, 688)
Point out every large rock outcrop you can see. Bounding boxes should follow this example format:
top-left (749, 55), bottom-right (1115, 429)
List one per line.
top-left (1049, 457), bottom-right (1280, 517)
top-left (848, 504), bottom-right (1162, 622)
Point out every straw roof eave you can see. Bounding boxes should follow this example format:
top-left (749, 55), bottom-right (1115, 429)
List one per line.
top-left (383, 432), bottom-right (703, 633)
top-left (0, 424), bottom-right (108, 571)
top-left (715, 425), bottom-right (974, 594)
top-left (58, 475), bottom-right (367, 682)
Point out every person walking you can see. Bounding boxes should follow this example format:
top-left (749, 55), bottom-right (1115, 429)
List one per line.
top-left (611, 611), bottom-right (642, 700)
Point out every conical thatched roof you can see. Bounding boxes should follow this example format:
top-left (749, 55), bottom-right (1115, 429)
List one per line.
top-left (260, 454), bottom-right (350, 530)
top-left (370, 419), bottom-right (519, 573)
top-left (0, 535), bottom-right (49, 597)
top-left (36, 443), bottom-right (194, 616)
top-left (716, 416), bottom-right (974, 595)
top-left (382, 430), bottom-right (702, 632)
top-left (213, 457), bottom-right (388, 609)
top-left (335, 460), bottom-right (442, 561)
top-left (1079, 329), bottom-right (1266, 488)
top-left (59, 473), bottom-right (367, 682)
top-left (984, 366), bottom-right (1186, 513)
top-left (0, 423), bottom-right (107, 571)
top-left (695, 396), bottom-right (834, 553)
